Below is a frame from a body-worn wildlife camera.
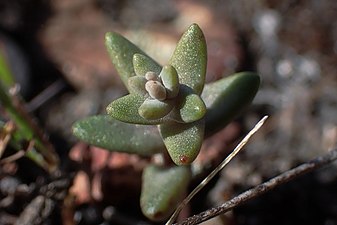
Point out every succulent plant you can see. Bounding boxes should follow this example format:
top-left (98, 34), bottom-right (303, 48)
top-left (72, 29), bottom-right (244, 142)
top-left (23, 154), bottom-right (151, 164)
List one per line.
top-left (72, 24), bottom-right (260, 221)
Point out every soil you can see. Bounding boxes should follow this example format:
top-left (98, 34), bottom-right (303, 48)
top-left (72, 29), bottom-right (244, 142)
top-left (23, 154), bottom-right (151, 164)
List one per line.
top-left (0, 0), bottom-right (337, 225)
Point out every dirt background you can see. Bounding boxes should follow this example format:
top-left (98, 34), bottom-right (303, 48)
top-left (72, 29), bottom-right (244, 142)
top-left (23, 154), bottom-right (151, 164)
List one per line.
top-left (0, 0), bottom-right (337, 224)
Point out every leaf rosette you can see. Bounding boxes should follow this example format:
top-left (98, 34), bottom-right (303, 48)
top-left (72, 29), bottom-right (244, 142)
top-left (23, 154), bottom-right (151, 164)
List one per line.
top-left (106, 24), bottom-right (207, 165)
top-left (72, 23), bottom-right (261, 222)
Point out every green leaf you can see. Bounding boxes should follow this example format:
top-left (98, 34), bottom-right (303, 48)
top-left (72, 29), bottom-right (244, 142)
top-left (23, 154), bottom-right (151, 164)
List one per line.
top-left (106, 94), bottom-right (167, 125)
top-left (128, 75), bottom-right (147, 95)
top-left (139, 98), bottom-right (174, 120)
top-left (159, 119), bottom-right (205, 165)
top-left (72, 115), bottom-right (164, 156)
top-left (105, 32), bottom-right (159, 92)
top-left (179, 93), bottom-right (206, 123)
top-left (170, 85), bottom-right (206, 123)
top-left (160, 65), bottom-right (179, 99)
top-left (133, 53), bottom-right (161, 77)
top-left (169, 24), bottom-right (207, 95)
top-left (202, 72), bottom-right (260, 136)
top-left (141, 165), bottom-right (191, 221)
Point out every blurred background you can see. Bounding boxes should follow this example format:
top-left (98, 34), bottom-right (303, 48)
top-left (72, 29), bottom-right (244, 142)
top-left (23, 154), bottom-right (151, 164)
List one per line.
top-left (0, 0), bottom-right (337, 224)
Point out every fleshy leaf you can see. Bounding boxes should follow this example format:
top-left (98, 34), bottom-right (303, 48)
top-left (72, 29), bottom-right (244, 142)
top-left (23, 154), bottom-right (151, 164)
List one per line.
top-left (141, 165), bottom-right (191, 221)
top-left (105, 32), bottom-right (158, 92)
top-left (159, 119), bottom-right (205, 165)
top-left (106, 94), bottom-right (167, 125)
top-left (202, 72), bottom-right (260, 136)
top-left (72, 115), bottom-right (164, 156)
top-left (128, 75), bottom-right (147, 95)
top-left (160, 65), bottom-right (179, 99)
top-left (139, 98), bottom-right (174, 120)
top-left (170, 85), bottom-right (206, 123)
top-left (169, 24), bottom-right (207, 95)
top-left (133, 53), bottom-right (162, 77)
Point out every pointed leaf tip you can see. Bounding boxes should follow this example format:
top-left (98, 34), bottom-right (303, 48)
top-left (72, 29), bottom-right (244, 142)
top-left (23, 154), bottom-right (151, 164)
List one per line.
top-left (105, 32), bottom-right (161, 93)
top-left (169, 24), bottom-right (207, 95)
top-left (159, 120), bottom-right (205, 165)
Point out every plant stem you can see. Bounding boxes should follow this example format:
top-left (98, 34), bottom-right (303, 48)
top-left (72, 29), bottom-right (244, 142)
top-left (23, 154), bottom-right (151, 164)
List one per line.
top-left (0, 84), bottom-right (59, 172)
top-left (175, 146), bottom-right (337, 225)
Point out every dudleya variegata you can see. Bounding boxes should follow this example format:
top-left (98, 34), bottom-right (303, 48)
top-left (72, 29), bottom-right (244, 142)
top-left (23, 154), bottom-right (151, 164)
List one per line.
top-left (106, 24), bottom-right (208, 165)
top-left (72, 23), bottom-right (260, 222)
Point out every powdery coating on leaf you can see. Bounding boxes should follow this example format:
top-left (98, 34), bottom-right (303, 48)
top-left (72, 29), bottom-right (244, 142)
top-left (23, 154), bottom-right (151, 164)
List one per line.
top-left (106, 94), bottom-right (167, 125)
top-left (179, 93), bottom-right (206, 123)
top-left (169, 24), bottom-right (207, 95)
top-left (133, 54), bottom-right (162, 77)
top-left (160, 65), bottom-right (180, 99)
top-left (128, 76), bottom-right (148, 95)
top-left (105, 32), bottom-right (145, 91)
top-left (138, 99), bottom-right (174, 120)
top-left (72, 115), bottom-right (165, 156)
top-left (169, 85), bottom-right (206, 123)
top-left (159, 120), bottom-right (205, 165)
top-left (141, 165), bottom-right (191, 221)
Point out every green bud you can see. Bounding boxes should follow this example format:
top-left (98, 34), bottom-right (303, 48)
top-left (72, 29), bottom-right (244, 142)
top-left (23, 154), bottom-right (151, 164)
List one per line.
top-left (160, 65), bottom-right (180, 99)
top-left (138, 98), bottom-right (173, 120)
top-left (170, 85), bottom-right (206, 123)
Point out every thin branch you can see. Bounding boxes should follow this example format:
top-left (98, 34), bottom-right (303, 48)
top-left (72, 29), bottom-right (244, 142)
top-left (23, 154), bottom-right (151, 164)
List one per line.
top-left (0, 140), bottom-right (35, 164)
top-left (26, 79), bottom-right (66, 112)
top-left (175, 146), bottom-right (337, 225)
top-left (166, 116), bottom-right (269, 225)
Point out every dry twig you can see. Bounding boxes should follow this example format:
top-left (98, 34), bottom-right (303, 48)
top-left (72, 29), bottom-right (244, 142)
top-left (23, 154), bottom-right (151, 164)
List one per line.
top-left (175, 147), bottom-right (337, 225)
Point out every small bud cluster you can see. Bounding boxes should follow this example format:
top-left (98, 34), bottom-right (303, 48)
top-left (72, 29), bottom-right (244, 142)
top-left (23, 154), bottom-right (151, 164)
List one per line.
top-left (144, 72), bottom-right (167, 101)
top-left (126, 65), bottom-right (182, 121)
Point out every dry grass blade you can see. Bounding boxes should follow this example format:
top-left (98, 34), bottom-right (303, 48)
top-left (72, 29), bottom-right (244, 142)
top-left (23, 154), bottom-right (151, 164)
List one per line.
top-left (166, 116), bottom-right (269, 225)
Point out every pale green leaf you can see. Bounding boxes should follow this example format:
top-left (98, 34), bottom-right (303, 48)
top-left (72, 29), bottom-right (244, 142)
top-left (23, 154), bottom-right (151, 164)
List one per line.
top-left (106, 94), bottom-right (167, 125)
top-left (72, 115), bottom-right (164, 156)
top-left (202, 72), bottom-right (260, 136)
top-left (105, 32), bottom-right (158, 92)
top-left (160, 65), bottom-right (179, 99)
top-left (141, 165), bottom-right (191, 221)
top-left (128, 75), bottom-right (147, 95)
top-left (133, 53), bottom-right (161, 77)
top-left (169, 24), bottom-right (207, 95)
top-left (139, 98), bottom-right (174, 120)
top-left (170, 85), bottom-right (206, 123)
top-left (159, 119), bottom-right (205, 165)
